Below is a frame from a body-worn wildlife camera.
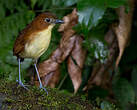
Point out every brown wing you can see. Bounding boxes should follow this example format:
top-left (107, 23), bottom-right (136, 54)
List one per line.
top-left (13, 23), bottom-right (33, 57)
top-left (13, 35), bottom-right (26, 57)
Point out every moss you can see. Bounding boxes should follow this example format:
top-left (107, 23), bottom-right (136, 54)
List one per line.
top-left (0, 80), bottom-right (92, 110)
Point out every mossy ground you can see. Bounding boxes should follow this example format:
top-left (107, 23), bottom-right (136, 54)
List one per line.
top-left (0, 80), bottom-right (92, 110)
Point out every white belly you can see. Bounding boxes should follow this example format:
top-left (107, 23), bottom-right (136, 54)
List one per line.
top-left (22, 25), bottom-right (54, 59)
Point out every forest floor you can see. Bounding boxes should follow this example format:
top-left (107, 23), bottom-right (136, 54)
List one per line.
top-left (0, 80), bottom-right (93, 110)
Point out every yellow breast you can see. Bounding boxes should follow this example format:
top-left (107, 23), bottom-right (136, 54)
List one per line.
top-left (21, 25), bottom-right (54, 59)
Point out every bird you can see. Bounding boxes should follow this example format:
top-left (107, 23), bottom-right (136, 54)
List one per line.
top-left (13, 12), bottom-right (64, 94)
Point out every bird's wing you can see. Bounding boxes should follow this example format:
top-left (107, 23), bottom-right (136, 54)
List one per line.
top-left (13, 36), bottom-right (25, 57)
top-left (13, 23), bottom-right (34, 57)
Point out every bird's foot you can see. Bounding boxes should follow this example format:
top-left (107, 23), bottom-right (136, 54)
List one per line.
top-left (16, 80), bottom-right (29, 90)
top-left (40, 86), bottom-right (48, 95)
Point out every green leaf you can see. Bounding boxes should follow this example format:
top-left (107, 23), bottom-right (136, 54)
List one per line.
top-left (107, 0), bottom-right (128, 8)
top-left (113, 78), bottom-right (135, 109)
top-left (52, 0), bottom-right (78, 7)
top-left (0, 4), bottom-right (6, 21)
top-left (3, 0), bottom-right (17, 13)
top-left (37, 0), bottom-right (52, 11)
top-left (77, 0), bottom-right (128, 33)
top-left (15, 0), bottom-right (28, 12)
top-left (77, 0), bottom-right (106, 30)
top-left (0, 0), bottom-right (28, 14)
top-left (31, 0), bottom-right (37, 9)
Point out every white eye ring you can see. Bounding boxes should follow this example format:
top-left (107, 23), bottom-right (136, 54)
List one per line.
top-left (45, 18), bottom-right (51, 23)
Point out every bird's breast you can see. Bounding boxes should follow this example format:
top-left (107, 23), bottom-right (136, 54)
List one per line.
top-left (21, 25), bottom-right (54, 59)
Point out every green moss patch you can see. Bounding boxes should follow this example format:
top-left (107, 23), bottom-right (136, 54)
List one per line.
top-left (0, 80), bottom-right (92, 110)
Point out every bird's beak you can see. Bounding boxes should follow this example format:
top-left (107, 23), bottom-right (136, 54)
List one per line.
top-left (54, 19), bottom-right (64, 24)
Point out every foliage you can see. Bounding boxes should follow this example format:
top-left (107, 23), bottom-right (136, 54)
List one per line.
top-left (93, 97), bottom-right (120, 110)
top-left (0, 0), bottom-right (35, 81)
top-left (0, 0), bottom-right (126, 78)
top-left (113, 78), bottom-right (135, 109)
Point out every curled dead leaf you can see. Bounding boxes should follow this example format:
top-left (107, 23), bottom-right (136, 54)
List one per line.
top-left (113, 0), bottom-right (135, 67)
top-left (38, 59), bottom-right (59, 78)
top-left (42, 67), bottom-right (60, 88)
top-left (68, 35), bottom-right (86, 93)
top-left (71, 36), bottom-right (86, 68)
top-left (34, 59), bottom-right (60, 87)
top-left (60, 34), bottom-right (77, 61)
top-left (67, 56), bottom-right (82, 94)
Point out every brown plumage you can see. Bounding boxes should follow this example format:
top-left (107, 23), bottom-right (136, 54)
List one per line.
top-left (13, 12), bottom-right (64, 93)
top-left (13, 12), bottom-right (57, 59)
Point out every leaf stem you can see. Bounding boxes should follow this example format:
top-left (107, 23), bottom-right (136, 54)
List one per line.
top-left (57, 73), bottom-right (68, 90)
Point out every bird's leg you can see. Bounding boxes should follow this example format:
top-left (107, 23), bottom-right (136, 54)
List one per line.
top-left (17, 58), bottom-right (28, 90)
top-left (34, 61), bottom-right (48, 95)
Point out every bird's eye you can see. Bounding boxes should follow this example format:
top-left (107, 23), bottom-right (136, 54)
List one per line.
top-left (45, 18), bottom-right (51, 23)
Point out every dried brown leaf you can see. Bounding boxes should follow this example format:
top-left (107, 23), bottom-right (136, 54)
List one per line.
top-left (42, 67), bottom-right (60, 88)
top-left (50, 48), bottom-right (63, 63)
top-left (34, 58), bottom-right (60, 87)
top-left (57, 8), bottom-right (78, 62)
top-left (60, 34), bottom-right (77, 61)
top-left (68, 56), bottom-right (82, 94)
top-left (58, 9), bottom-right (86, 93)
top-left (38, 59), bottom-right (59, 78)
top-left (114, 0), bottom-right (135, 67)
top-left (71, 36), bottom-right (86, 68)
top-left (68, 36), bottom-right (86, 93)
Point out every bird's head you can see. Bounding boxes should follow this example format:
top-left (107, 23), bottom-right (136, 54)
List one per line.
top-left (32, 12), bottom-right (64, 31)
